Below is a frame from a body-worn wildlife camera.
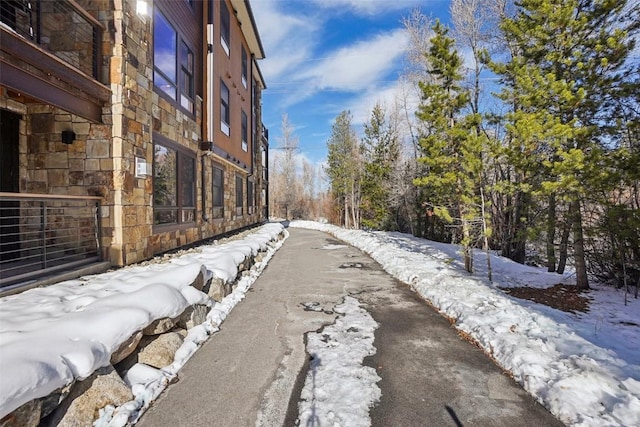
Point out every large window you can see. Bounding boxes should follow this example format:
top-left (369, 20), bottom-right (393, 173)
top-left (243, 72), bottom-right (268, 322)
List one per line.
top-left (212, 165), bottom-right (224, 219)
top-left (241, 47), bottom-right (248, 89)
top-left (221, 80), bottom-right (230, 136)
top-left (247, 178), bottom-right (254, 215)
top-left (220, 0), bottom-right (230, 56)
top-left (154, 8), bottom-right (195, 115)
top-left (154, 140), bottom-right (196, 226)
top-left (235, 174), bottom-right (243, 216)
top-left (241, 110), bottom-right (248, 152)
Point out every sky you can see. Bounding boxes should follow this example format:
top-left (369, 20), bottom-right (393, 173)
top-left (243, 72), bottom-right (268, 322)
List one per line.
top-left (1, 220), bottom-right (639, 426)
top-left (251, 0), bottom-right (452, 166)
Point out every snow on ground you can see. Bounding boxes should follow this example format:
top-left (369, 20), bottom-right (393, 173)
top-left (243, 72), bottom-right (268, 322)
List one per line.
top-left (2, 219), bottom-right (639, 426)
top-left (0, 223), bottom-right (286, 423)
top-left (298, 296), bottom-right (381, 427)
top-left (290, 220), bottom-right (640, 427)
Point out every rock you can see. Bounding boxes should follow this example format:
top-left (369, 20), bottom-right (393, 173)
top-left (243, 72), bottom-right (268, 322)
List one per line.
top-left (110, 331), bottom-right (143, 364)
top-left (46, 365), bottom-right (132, 427)
top-left (177, 304), bottom-right (209, 330)
top-left (190, 266), bottom-right (208, 291)
top-left (40, 382), bottom-right (74, 418)
top-left (137, 332), bottom-right (184, 369)
top-left (0, 399), bottom-right (41, 427)
top-left (207, 277), bottom-right (228, 302)
top-left (143, 317), bottom-right (177, 335)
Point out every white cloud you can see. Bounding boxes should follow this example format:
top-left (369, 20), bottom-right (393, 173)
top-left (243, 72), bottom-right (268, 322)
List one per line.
top-left (310, 0), bottom-right (421, 16)
top-left (251, 1), bottom-right (321, 82)
top-left (300, 29), bottom-right (408, 92)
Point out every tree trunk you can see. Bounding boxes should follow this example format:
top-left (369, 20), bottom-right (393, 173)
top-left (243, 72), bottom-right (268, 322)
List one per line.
top-left (571, 200), bottom-right (589, 289)
top-left (557, 219), bottom-right (570, 274)
top-left (510, 191), bottom-right (529, 264)
top-left (481, 187), bottom-right (492, 282)
top-left (547, 194), bottom-right (557, 272)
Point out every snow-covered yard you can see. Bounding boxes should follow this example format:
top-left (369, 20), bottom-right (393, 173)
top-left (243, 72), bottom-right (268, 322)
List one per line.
top-left (1, 220), bottom-right (638, 426)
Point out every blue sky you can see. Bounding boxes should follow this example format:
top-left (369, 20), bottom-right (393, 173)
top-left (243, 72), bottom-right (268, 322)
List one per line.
top-left (251, 0), bottom-right (452, 166)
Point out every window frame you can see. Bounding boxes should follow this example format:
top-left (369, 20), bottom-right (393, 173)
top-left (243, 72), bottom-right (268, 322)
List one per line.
top-left (153, 7), bottom-right (196, 116)
top-left (212, 164), bottom-right (224, 219)
top-left (153, 135), bottom-right (197, 228)
top-left (180, 41), bottom-right (195, 112)
top-left (235, 174), bottom-right (244, 217)
top-left (247, 178), bottom-right (254, 215)
top-left (221, 80), bottom-right (230, 136)
top-left (220, 0), bottom-right (230, 56)
top-left (241, 46), bottom-right (248, 89)
top-left (241, 109), bottom-right (248, 152)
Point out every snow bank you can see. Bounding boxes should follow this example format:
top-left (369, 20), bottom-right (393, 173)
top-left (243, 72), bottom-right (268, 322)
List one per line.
top-left (0, 223), bottom-right (285, 420)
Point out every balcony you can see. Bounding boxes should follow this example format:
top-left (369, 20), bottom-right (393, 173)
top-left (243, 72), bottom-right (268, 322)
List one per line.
top-left (0, 0), bottom-right (109, 122)
top-left (0, 193), bottom-right (107, 294)
top-left (0, 0), bottom-right (102, 79)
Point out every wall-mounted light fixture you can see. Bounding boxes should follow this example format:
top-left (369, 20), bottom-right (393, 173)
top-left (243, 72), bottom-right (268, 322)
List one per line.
top-left (135, 157), bottom-right (151, 178)
top-left (61, 130), bottom-right (76, 145)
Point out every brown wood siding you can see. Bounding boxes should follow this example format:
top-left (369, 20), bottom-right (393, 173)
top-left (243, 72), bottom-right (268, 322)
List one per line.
top-left (213, 0), bottom-right (252, 170)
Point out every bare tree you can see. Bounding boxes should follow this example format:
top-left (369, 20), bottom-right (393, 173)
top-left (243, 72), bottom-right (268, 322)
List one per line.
top-left (269, 113), bottom-right (300, 219)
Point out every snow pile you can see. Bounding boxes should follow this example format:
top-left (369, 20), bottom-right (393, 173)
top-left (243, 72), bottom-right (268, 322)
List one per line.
top-left (289, 220), bottom-right (640, 427)
top-left (0, 223), bottom-right (285, 420)
top-left (298, 296), bottom-right (381, 427)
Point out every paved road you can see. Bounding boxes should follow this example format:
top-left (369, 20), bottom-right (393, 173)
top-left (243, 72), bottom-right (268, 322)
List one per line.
top-left (138, 227), bottom-right (562, 427)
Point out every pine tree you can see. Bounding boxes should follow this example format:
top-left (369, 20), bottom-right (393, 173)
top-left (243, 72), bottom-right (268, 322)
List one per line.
top-left (493, 0), bottom-right (639, 289)
top-left (325, 111), bottom-right (362, 228)
top-left (415, 20), bottom-right (486, 273)
top-left (361, 103), bottom-right (400, 230)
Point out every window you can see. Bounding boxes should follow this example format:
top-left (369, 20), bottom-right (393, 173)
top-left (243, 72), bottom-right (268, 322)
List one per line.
top-left (220, 0), bottom-right (230, 56)
top-left (261, 145), bottom-right (267, 181)
top-left (212, 165), bottom-right (224, 219)
top-left (241, 110), bottom-right (248, 152)
top-left (153, 8), bottom-right (195, 114)
top-left (241, 47), bottom-right (248, 89)
top-left (247, 178), bottom-right (254, 215)
top-left (235, 174), bottom-right (243, 216)
top-left (221, 81), bottom-right (230, 136)
top-left (153, 141), bottom-right (196, 225)
top-left (154, 10), bottom-right (177, 101)
top-left (180, 41), bottom-right (194, 112)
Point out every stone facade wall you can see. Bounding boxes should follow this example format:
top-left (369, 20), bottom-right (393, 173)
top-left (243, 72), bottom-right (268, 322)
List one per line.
top-left (1, 0), bottom-right (267, 272)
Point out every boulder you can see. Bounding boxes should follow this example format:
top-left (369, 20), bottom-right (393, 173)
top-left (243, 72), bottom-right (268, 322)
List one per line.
top-left (207, 277), bottom-right (228, 302)
top-left (0, 399), bottom-right (41, 427)
top-left (177, 304), bottom-right (209, 330)
top-left (190, 267), bottom-right (208, 291)
top-left (137, 332), bottom-right (184, 369)
top-left (110, 331), bottom-right (143, 364)
top-left (46, 365), bottom-right (132, 427)
top-left (143, 317), bottom-right (177, 335)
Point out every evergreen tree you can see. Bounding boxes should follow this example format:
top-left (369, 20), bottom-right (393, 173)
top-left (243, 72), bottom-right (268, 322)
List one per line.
top-left (325, 111), bottom-right (362, 228)
top-left (415, 20), bottom-right (486, 273)
top-left (361, 103), bottom-right (400, 230)
top-left (493, 0), bottom-right (639, 289)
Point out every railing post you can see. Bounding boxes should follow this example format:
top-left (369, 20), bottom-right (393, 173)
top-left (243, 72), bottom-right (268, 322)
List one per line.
top-left (40, 200), bottom-right (46, 269)
top-left (94, 201), bottom-right (102, 262)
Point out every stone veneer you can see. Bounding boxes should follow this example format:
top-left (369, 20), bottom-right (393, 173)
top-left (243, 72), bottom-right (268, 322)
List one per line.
top-left (0, 0), bottom-right (267, 270)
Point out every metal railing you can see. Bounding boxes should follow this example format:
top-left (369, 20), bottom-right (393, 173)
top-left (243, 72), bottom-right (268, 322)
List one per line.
top-left (0, 0), bottom-right (102, 79)
top-left (0, 192), bottom-right (103, 288)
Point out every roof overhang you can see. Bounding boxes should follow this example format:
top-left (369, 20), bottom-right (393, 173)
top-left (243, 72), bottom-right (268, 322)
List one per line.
top-left (231, 0), bottom-right (265, 60)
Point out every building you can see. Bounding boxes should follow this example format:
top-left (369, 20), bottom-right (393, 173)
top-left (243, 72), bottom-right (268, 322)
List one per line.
top-left (0, 0), bottom-right (269, 293)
